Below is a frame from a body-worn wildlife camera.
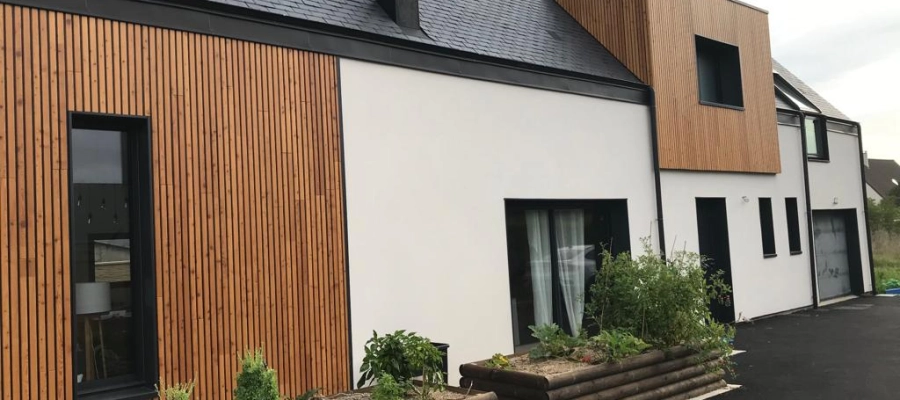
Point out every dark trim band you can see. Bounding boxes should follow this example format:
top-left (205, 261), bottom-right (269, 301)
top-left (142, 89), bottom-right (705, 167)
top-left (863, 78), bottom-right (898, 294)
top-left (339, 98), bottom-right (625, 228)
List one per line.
top-left (3, 0), bottom-right (650, 104)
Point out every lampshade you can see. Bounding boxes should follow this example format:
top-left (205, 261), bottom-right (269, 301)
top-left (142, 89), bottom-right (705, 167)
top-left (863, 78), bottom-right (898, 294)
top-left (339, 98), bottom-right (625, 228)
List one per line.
top-left (75, 282), bottom-right (111, 315)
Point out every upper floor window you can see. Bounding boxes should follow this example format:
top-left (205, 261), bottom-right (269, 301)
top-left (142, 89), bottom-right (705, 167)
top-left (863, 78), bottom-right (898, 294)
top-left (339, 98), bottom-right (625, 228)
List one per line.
top-left (696, 36), bottom-right (744, 109)
top-left (805, 116), bottom-right (829, 160)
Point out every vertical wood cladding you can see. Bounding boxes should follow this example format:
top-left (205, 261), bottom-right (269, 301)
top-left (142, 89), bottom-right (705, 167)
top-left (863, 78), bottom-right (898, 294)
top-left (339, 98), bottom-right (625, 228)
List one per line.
top-left (0, 4), bottom-right (349, 399)
top-left (557, 0), bottom-right (781, 173)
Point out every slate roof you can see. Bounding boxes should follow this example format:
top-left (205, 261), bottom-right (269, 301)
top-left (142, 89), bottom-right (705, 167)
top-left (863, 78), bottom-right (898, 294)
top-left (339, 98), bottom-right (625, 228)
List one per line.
top-left (866, 159), bottom-right (900, 198)
top-left (772, 59), bottom-right (849, 120)
top-left (203, 0), bottom-right (641, 83)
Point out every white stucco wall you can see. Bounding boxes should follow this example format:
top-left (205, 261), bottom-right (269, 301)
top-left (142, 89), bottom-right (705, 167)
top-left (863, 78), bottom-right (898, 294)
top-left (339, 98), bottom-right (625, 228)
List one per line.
top-left (660, 125), bottom-right (814, 320)
top-left (339, 59), bottom-right (658, 384)
top-left (808, 129), bottom-right (873, 292)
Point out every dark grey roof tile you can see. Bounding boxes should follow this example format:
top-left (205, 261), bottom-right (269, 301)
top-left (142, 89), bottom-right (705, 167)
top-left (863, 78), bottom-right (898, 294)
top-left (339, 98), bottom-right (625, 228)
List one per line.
top-left (204, 0), bottom-right (640, 83)
top-left (773, 59), bottom-right (849, 120)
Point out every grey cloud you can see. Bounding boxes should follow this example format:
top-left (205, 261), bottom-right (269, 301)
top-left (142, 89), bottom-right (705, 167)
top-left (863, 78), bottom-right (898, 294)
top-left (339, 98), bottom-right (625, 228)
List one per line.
top-left (773, 14), bottom-right (900, 84)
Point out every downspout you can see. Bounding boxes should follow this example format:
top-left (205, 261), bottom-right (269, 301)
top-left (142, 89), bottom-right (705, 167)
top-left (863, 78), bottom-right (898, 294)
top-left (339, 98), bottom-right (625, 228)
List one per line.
top-left (648, 88), bottom-right (667, 258)
top-left (853, 122), bottom-right (877, 294)
top-left (796, 110), bottom-right (820, 308)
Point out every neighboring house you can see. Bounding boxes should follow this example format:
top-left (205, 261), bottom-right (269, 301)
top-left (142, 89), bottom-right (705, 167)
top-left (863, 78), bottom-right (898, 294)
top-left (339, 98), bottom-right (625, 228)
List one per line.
top-left (866, 158), bottom-right (900, 202)
top-left (0, 0), bottom-right (873, 399)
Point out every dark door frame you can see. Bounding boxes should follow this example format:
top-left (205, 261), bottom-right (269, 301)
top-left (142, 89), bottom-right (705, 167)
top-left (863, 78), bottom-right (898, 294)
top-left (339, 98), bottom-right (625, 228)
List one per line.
top-left (812, 209), bottom-right (865, 299)
top-left (695, 197), bottom-right (736, 323)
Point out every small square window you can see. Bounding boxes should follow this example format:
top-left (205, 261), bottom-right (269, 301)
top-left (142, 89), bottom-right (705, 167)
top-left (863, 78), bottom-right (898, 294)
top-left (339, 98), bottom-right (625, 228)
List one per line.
top-left (696, 36), bottom-right (744, 108)
top-left (805, 116), bottom-right (829, 160)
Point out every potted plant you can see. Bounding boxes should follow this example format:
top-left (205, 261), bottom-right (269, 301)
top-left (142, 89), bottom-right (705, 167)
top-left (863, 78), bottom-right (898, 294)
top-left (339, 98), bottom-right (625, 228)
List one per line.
top-left (460, 241), bottom-right (734, 400)
top-left (323, 330), bottom-right (496, 400)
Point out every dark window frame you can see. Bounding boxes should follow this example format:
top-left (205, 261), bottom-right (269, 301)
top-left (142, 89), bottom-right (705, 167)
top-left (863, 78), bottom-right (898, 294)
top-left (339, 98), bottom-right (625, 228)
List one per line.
top-left (504, 199), bottom-right (631, 348)
top-left (695, 35), bottom-right (744, 109)
top-left (68, 112), bottom-right (158, 399)
top-left (785, 198), bottom-right (802, 255)
top-left (758, 198), bottom-right (777, 257)
top-left (805, 115), bottom-right (830, 161)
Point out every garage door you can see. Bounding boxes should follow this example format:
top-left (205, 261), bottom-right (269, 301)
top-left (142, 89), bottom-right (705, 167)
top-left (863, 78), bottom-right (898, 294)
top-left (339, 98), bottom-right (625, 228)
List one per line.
top-left (814, 212), bottom-right (852, 300)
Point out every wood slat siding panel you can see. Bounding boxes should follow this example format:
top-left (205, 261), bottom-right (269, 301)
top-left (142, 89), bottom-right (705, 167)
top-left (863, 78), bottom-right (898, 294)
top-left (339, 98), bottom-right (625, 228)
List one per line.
top-left (0, 4), bottom-right (349, 398)
top-left (557, 0), bottom-right (780, 173)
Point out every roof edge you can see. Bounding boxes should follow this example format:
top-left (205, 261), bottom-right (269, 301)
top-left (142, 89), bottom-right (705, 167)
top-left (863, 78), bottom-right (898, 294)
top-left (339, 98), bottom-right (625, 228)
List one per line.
top-left (3, 0), bottom-right (651, 103)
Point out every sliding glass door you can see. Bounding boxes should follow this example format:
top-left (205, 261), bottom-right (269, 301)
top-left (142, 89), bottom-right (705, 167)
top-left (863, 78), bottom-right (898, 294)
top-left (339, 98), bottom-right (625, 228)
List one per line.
top-left (505, 200), bottom-right (630, 348)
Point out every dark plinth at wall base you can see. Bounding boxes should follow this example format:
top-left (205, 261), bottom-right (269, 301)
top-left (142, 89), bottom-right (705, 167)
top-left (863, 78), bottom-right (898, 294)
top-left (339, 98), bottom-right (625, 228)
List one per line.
top-left (459, 348), bottom-right (727, 400)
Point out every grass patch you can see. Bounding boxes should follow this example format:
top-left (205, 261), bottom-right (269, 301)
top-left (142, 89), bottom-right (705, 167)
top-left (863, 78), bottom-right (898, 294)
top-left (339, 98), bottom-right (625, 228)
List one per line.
top-left (874, 256), bottom-right (900, 294)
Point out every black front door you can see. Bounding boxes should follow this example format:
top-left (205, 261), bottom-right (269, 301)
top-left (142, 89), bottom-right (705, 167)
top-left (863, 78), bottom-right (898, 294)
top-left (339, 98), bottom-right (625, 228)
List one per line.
top-left (696, 198), bottom-right (735, 323)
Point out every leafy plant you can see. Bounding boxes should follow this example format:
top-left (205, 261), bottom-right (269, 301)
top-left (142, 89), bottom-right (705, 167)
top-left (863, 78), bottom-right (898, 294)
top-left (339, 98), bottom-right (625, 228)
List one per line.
top-left (358, 330), bottom-right (445, 400)
top-left (484, 354), bottom-right (511, 370)
top-left (585, 239), bottom-right (734, 373)
top-left (156, 381), bottom-right (195, 400)
top-left (527, 323), bottom-right (584, 360)
top-left (587, 330), bottom-right (651, 363)
top-left (371, 374), bottom-right (408, 400)
top-left (885, 278), bottom-right (900, 290)
top-left (234, 348), bottom-right (280, 400)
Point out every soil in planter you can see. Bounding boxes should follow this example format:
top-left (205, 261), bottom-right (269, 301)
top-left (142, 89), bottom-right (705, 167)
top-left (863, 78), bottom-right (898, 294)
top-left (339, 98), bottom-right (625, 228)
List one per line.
top-left (325, 391), bottom-right (476, 400)
top-left (506, 354), bottom-right (596, 375)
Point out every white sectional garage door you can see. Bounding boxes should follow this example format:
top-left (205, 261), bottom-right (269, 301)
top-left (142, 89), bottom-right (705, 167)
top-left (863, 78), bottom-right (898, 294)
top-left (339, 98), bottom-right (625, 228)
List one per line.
top-left (813, 212), bottom-right (852, 300)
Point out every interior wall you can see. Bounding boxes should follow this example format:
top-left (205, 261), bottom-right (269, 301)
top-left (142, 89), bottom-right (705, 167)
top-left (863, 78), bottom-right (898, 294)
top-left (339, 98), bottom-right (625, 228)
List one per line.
top-left (339, 58), bottom-right (658, 384)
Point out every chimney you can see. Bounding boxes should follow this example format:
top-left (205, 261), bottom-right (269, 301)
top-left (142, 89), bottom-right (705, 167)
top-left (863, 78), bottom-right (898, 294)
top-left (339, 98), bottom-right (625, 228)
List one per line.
top-left (864, 151), bottom-right (870, 168)
top-left (377, 0), bottom-right (420, 30)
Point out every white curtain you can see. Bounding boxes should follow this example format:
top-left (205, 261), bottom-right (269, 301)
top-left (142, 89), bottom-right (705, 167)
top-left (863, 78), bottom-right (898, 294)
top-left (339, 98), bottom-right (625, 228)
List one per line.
top-left (555, 209), bottom-right (586, 334)
top-left (525, 210), bottom-right (553, 327)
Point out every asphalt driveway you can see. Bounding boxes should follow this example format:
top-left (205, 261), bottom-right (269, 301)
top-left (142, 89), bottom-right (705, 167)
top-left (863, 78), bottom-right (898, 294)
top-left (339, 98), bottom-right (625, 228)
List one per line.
top-left (717, 296), bottom-right (900, 399)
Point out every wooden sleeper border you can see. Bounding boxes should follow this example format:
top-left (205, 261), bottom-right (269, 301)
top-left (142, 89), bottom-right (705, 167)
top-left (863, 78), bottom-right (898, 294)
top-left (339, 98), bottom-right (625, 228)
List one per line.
top-left (459, 347), bottom-right (726, 400)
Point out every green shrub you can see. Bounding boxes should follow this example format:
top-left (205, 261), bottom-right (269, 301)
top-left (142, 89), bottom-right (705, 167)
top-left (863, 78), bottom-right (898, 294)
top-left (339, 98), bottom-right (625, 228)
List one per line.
top-left (587, 330), bottom-right (651, 363)
top-left (585, 239), bottom-right (734, 370)
top-left (156, 381), bottom-right (195, 400)
top-left (358, 330), bottom-right (445, 400)
top-left (371, 374), bottom-right (408, 400)
top-left (234, 348), bottom-right (280, 400)
top-left (527, 324), bottom-right (583, 360)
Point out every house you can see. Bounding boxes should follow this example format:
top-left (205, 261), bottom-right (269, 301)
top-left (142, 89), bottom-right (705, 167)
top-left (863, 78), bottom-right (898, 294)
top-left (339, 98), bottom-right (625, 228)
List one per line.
top-left (0, 0), bottom-right (873, 398)
top-left (865, 158), bottom-right (900, 203)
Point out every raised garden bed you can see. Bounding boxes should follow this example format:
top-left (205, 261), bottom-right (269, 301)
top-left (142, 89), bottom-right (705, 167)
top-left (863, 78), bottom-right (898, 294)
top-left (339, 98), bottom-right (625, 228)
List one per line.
top-left (322, 385), bottom-right (498, 400)
top-left (459, 347), bottom-right (726, 400)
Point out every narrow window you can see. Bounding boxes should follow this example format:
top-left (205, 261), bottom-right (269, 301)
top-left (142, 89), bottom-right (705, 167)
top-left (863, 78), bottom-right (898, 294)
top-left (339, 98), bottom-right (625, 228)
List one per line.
top-left (785, 198), bottom-right (802, 254)
top-left (70, 114), bottom-right (157, 397)
top-left (805, 116), bottom-right (829, 160)
top-left (759, 198), bottom-right (776, 257)
top-left (696, 36), bottom-right (744, 108)
top-left (504, 200), bottom-right (630, 350)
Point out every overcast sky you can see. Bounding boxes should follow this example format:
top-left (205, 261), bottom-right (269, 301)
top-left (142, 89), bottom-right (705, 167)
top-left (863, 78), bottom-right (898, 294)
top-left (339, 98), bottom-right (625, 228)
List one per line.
top-left (747, 0), bottom-right (900, 163)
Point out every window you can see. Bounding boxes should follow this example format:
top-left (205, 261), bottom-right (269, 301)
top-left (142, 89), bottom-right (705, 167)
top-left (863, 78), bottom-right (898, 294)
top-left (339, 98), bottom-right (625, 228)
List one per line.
top-left (70, 114), bottom-right (157, 397)
top-left (505, 200), bottom-right (630, 349)
top-left (758, 198), bottom-right (776, 257)
top-left (696, 36), bottom-right (744, 108)
top-left (805, 116), bottom-right (829, 160)
top-left (774, 74), bottom-right (818, 113)
top-left (785, 198), bottom-right (802, 254)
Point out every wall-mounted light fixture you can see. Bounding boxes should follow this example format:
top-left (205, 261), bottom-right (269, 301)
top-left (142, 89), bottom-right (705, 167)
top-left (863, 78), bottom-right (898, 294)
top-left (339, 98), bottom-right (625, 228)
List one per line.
top-left (833, 197), bottom-right (839, 205)
top-left (742, 196), bottom-right (750, 203)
